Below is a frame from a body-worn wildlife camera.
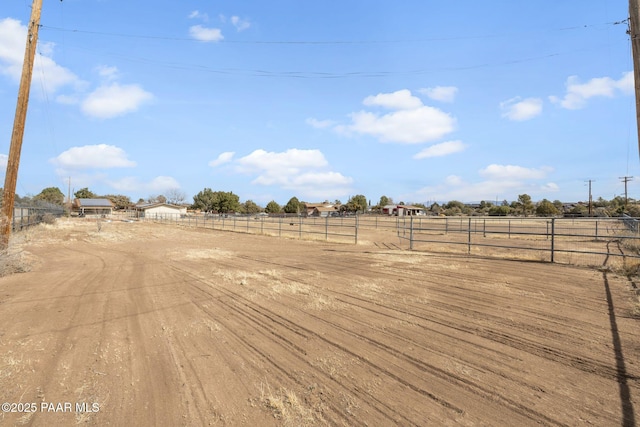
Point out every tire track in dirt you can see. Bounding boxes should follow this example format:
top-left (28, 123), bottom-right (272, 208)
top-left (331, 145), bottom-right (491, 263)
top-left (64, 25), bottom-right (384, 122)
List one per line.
top-left (174, 258), bottom-right (573, 426)
top-left (234, 252), bottom-right (628, 382)
top-left (214, 251), bottom-right (631, 425)
top-left (169, 263), bottom-right (419, 426)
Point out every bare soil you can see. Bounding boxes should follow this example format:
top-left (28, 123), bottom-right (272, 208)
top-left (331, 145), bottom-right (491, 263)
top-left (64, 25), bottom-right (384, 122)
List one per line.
top-left (0, 219), bottom-right (639, 426)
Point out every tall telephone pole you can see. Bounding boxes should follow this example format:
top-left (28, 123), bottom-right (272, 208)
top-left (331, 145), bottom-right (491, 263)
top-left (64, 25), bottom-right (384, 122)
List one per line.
top-left (620, 176), bottom-right (634, 208)
top-left (585, 179), bottom-right (595, 216)
top-left (0, 0), bottom-right (43, 249)
top-left (631, 0), bottom-right (640, 159)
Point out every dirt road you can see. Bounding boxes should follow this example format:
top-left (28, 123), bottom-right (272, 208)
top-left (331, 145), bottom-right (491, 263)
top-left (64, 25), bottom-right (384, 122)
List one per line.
top-left (0, 219), bottom-right (638, 426)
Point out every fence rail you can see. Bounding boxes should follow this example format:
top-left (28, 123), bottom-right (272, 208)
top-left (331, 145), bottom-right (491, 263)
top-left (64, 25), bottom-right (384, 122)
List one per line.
top-left (397, 216), bottom-right (640, 267)
top-left (141, 213), bottom-right (359, 244)
top-left (135, 212), bottom-right (640, 268)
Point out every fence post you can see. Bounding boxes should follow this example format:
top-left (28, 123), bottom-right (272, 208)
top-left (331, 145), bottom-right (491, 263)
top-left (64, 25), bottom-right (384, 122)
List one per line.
top-left (595, 220), bottom-right (598, 241)
top-left (409, 215), bottom-right (414, 250)
top-left (445, 217), bottom-right (448, 234)
top-left (467, 217), bottom-right (472, 254)
top-left (299, 216), bottom-right (302, 239)
top-left (508, 220), bottom-right (511, 239)
top-left (325, 215), bottom-right (329, 240)
top-left (483, 219), bottom-right (486, 237)
top-left (550, 218), bottom-right (555, 263)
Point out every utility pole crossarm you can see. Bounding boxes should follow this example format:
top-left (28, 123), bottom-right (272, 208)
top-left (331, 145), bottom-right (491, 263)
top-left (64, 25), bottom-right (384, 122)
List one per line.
top-left (0, 0), bottom-right (43, 249)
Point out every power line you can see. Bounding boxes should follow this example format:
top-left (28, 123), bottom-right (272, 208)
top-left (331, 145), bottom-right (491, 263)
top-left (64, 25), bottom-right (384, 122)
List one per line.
top-left (39, 19), bottom-right (626, 45)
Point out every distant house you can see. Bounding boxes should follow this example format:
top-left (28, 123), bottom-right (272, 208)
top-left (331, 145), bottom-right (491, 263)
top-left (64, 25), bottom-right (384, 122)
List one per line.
top-left (73, 198), bottom-right (114, 216)
top-left (309, 206), bottom-right (339, 217)
top-left (382, 204), bottom-right (426, 216)
top-left (304, 203), bottom-right (336, 217)
top-left (136, 203), bottom-right (187, 219)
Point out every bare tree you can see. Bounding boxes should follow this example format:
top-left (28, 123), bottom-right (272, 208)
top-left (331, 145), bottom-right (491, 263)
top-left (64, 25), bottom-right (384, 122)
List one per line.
top-left (166, 188), bottom-right (186, 205)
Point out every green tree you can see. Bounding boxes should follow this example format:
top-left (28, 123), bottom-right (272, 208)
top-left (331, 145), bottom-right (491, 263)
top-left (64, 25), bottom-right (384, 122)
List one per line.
top-left (283, 197), bottom-right (301, 214)
top-left (489, 205), bottom-right (510, 216)
top-left (74, 187), bottom-right (97, 199)
top-left (192, 188), bottom-right (216, 211)
top-left (346, 194), bottom-right (368, 213)
top-left (553, 200), bottom-right (564, 212)
top-left (103, 194), bottom-right (132, 210)
top-left (378, 195), bottom-right (392, 207)
top-left (34, 187), bottom-right (64, 205)
top-left (516, 194), bottom-right (534, 216)
top-left (242, 199), bottom-right (261, 214)
top-left (568, 204), bottom-right (588, 217)
top-left (265, 200), bottom-right (281, 214)
top-left (535, 199), bottom-right (558, 216)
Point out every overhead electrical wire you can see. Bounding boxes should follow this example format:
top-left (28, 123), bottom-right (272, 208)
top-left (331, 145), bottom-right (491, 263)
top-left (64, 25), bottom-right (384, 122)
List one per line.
top-left (39, 19), bottom-right (627, 46)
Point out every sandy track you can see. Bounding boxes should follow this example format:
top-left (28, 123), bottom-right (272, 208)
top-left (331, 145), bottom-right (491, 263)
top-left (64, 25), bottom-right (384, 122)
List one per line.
top-left (0, 219), bottom-right (638, 426)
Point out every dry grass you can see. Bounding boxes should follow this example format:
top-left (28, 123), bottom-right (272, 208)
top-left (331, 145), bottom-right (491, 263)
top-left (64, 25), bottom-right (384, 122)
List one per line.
top-left (259, 382), bottom-right (316, 426)
top-left (0, 246), bottom-right (31, 277)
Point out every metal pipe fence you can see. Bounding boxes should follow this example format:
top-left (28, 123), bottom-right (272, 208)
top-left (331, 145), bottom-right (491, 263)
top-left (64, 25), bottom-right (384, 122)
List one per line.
top-left (142, 213), bottom-right (359, 244)
top-left (138, 212), bottom-right (640, 268)
top-left (397, 216), bottom-right (640, 268)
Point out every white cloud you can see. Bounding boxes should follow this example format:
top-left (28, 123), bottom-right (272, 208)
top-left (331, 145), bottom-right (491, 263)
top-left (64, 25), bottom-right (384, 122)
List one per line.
top-left (107, 176), bottom-right (180, 193)
top-left (409, 164), bottom-right (555, 202)
top-left (419, 86), bottom-right (458, 103)
top-left (500, 97), bottom-right (543, 121)
top-left (306, 118), bottom-right (336, 129)
top-left (189, 25), bottom-right (224, 42)
top-left (209, 152), bottom-right (235, 167)
top-left (189, 11), bottom-right (209, 21)
top-left (0, 18), bottom-right (80, 94)
top-left (413, 140), bottom-right (467, 159)
top-left (51, 144), bottom-right (136, 169)
top-left (0, 154), bottom-right (7, 169)
top-left (336, 89), bottom-right (456, 144)
top-left (479, 164), bottom-right (552, 180)
top-left (96, 65), bottom-right (119, 81)
top-left (550, 72), bottom-right (633, 110)
top-left (81, 83), bottom-right (153, 119)
top-left (231, 16), bottom-right (251, 32)
top-left (233, 148), bottom-right (353, 199)
top-left (344, 106), bottom-right (455, 144)
top-left (363, 89), bottom-right (423, 110)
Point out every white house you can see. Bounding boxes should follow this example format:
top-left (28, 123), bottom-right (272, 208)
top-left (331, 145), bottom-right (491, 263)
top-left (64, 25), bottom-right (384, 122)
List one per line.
top-left (382, 204), bottom-right (426, 216)
top-left (136, 203), bottom-right (187, 219)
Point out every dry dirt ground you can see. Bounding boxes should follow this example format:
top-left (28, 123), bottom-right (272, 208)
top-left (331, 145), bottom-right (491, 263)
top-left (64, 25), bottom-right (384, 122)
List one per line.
top-left (0, 218), bottom-right (639, 426)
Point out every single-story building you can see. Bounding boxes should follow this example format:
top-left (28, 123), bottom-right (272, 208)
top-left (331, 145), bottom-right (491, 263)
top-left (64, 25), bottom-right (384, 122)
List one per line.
top-left (382, 204), bottom-right (426, 216)
top-left (309, 206), bottom-right (339, 217)
top-left (73, 198), bottom-right (114, 216)
top-left (304, 203), bottom-right (337, 217)
top-left (135, 203), bottom-right (187, 219)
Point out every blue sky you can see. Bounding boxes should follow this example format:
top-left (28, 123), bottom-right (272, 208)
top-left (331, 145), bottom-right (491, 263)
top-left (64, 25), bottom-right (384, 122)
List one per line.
top-left (0, 0), bottom-right (638, 206)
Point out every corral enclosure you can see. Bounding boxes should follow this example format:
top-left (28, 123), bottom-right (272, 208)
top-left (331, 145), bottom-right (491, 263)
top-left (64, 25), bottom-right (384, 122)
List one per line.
top-left (0, 218), bottom-right (638, 426)
top-left (143, 213), bottom-right (640, 268)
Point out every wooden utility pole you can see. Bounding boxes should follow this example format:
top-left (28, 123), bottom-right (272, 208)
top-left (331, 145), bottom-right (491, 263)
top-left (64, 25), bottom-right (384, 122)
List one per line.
top-left (620, 176), bottom-right (633, 208)
top-left (585, 179), bottom-right (594, 216)
top-left (0, 0), bottom-right (43, 249)
top-left (631, 0), bottom-right (640, 159)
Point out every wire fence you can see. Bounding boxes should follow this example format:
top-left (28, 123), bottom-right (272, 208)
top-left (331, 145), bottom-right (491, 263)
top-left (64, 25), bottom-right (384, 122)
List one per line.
top-left (11, 205), bottom-right (65, 232)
